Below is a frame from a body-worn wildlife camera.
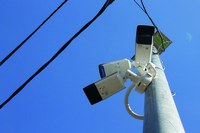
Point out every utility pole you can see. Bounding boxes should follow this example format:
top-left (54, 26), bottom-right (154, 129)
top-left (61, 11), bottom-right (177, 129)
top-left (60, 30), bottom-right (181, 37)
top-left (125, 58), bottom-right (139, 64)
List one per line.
top-left (143, 48), bottom-right (185, 133)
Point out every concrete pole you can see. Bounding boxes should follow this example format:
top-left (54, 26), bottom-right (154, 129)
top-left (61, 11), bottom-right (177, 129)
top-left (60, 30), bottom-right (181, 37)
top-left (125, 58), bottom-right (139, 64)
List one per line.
top-left (143, 49), bottom-right (185, 133)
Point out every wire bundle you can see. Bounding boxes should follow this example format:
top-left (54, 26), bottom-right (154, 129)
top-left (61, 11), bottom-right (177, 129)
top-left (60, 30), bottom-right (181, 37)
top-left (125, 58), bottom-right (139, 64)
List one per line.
top-left (134, 0), bottom-right (165, 53)
top-left (0, 0), bottom-right (164, 109)
top-left (0, 0), bottom-right (115, 109)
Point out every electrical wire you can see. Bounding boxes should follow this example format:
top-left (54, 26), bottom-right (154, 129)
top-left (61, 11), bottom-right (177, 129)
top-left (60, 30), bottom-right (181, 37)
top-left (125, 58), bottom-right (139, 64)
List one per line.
top-left (140, 0), bottom-right (165, 54)
top-left (134, 0), bottom-right (165, 54)
top-left (0, 0), bottom-right (115, 109)
top-left (0, 0), bottom-right (68, 66)
top-left (134, 0), bottom-right (145, 12)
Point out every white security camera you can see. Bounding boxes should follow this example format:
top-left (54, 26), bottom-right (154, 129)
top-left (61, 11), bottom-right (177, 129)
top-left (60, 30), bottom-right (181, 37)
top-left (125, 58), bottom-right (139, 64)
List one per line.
top-left (83, 72), bottom-right (126, 105)
top-left (99, 59), bottom-right (131, 78)
top-left (135, 25), bottom-right (155, 65)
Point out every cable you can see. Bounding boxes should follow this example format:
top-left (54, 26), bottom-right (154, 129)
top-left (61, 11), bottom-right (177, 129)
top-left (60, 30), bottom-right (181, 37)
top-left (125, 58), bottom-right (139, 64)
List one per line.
top-left (134, 0), bottom-right (145, 12)
top-left (133, 0), bottom-right (165, 54)
top-left (0, 0), bottom-right (115, 109)
top-left (124, 83), bottom-right (144, 120)
top-left (0, 0), bottom-right (68, 66)
top-left (140, 0), bottom-right (165, 54)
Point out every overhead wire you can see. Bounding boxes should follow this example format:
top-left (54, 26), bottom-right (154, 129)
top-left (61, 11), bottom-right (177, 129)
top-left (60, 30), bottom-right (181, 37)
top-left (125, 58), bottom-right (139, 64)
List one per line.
top-left (133, 0), bottom-right (145, 12)
top-left (0, 0), bottom-right (68, 66)
top-left (134, 0), bottom-right (165, 54)
top-left (0, 0), bottom-right (115, 109)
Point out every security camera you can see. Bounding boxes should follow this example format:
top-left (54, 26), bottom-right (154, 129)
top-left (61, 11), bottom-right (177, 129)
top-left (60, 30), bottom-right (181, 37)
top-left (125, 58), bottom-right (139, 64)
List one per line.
top-left (83, 25), bottom-right (158, 120)
top-left (83, 72), bottom-right (126, 105)
top-left (135, 25), bottom-right (155, 65)
top-left (99, 59), bottom-right (131, 78)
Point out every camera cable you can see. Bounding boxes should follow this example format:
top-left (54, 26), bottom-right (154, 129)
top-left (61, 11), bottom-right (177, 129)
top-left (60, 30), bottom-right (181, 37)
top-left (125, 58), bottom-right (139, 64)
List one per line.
top-left (134, 0), bottom-right (165, 54)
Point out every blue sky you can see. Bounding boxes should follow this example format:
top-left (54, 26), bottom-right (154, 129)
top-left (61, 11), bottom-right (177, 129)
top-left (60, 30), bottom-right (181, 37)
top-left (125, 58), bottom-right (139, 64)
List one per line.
top-left (0, 0), bottom-right (200, 132)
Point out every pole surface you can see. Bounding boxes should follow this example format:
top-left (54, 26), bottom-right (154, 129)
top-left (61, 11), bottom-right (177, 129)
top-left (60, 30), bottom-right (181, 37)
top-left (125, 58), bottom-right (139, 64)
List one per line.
top-left (143, 51), bottom-right (185, 133)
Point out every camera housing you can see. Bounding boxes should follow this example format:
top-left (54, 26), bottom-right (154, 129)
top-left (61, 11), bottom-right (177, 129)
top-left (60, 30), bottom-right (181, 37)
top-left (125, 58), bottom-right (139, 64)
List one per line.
top-left (135, 25), bottom-right (155, 65)
top-left (99, 59), bottom-right (131, 78)
top-left (83, 72), bottom-right (126, 105)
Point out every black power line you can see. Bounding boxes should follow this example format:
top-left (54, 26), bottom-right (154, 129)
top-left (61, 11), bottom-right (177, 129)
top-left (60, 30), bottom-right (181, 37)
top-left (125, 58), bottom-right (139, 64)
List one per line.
top-left (134, 0), bottom-right (165, 53)
top-left (0, 0), bottom-right (68, 66)
top-left (0, 0), bottom-right (115, 109)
